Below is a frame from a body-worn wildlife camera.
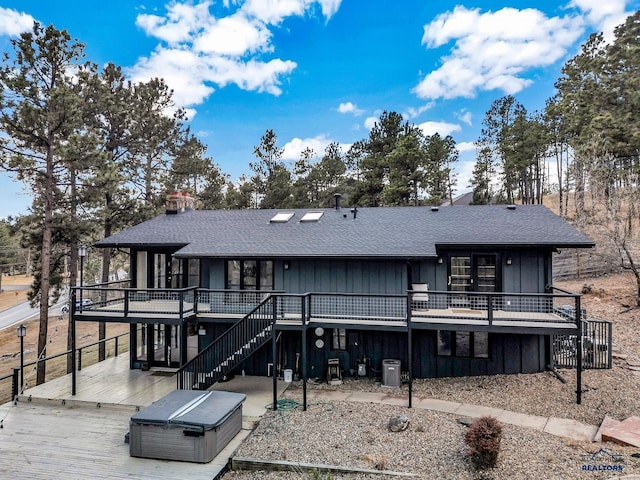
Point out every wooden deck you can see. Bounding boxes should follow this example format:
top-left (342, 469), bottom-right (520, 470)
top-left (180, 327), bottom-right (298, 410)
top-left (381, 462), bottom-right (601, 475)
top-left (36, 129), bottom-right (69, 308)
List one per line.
top-left (76, 299), bottom-right (578, 334)
top-left (2, 354), bottom-right (288, 480)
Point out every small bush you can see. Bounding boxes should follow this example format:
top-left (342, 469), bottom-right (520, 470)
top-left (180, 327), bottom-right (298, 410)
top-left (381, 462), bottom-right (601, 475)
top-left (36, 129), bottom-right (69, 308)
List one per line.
top-left (464, 416), bottom-right (503, 470)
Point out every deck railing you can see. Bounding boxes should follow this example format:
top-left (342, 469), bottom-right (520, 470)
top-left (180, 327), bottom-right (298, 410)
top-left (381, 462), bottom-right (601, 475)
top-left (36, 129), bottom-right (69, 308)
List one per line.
top-left (196, 289), bottom-right (283, 315)
top-left (309, 293), bottom-right (407, 323)
top-left (70, 286), bottom-right (581, 329)
top-left (71, 286), bottom-right (198, 317)
top-left (552, 318), bottom-right (613, 369)
top-left (410, 289), bottom-right (581, 326)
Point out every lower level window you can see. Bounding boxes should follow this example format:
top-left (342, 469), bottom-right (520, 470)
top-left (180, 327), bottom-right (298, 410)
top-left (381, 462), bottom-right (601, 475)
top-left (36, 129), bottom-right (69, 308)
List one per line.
top-left (437, 330), bottom-right (489, 358)
top-left (332, 328), bottom-right (347, 350)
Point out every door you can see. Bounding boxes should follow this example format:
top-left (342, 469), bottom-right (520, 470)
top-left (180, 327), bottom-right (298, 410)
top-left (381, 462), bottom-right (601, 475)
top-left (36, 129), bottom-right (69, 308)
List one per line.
top-left (448, 254), bottom-right (497, 308)
top-left (147, 324), bottom-right (181, 368)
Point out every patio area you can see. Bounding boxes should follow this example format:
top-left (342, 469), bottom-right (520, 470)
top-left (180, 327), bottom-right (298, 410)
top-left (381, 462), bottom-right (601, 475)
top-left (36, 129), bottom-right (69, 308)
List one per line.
top-left (1, 354), bottom-right (289, 479)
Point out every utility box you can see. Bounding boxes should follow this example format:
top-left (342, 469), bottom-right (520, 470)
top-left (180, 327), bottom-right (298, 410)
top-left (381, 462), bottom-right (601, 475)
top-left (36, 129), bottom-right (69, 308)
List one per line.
top-left (129, 389), bottom-right (245, 463)
top-left (382, 359), bottom-right (401, 387)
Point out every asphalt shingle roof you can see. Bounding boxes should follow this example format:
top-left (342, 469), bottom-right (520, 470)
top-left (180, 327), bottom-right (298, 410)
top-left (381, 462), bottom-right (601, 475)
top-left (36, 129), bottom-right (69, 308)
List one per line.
top-left (94, 204), bottom-right (594, 259)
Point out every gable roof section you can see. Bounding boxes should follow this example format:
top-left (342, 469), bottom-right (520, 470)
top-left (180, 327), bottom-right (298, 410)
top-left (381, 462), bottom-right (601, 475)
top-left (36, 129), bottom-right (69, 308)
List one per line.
top-left (94, 205), bottom-right (594, 259)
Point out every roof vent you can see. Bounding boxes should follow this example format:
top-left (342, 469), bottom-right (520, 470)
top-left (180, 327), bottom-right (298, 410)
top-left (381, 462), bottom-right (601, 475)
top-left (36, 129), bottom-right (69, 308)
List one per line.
top-left (431, 206), bottom-right (439, 212)
top-left (507, 204), bottom-right (516, 210)
top-left (270, 212), bottom-right (295, 223)
top-left (300, 211), bottom-right (324, 222)
top-left (334, 193), bottom-right (342, 210)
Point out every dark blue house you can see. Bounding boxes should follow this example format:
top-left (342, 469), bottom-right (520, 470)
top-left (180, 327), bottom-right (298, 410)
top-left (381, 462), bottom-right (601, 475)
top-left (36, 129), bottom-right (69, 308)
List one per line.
top-left (73, 196), bottom-right (594, 395)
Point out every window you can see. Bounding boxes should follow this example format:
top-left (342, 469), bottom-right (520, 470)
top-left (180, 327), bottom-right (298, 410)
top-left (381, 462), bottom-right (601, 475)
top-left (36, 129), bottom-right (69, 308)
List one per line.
top-left (226, 260), bottom-right (274, 290)
top-left (332, 328), bottom-right (347, 350)
top-left (270, 212), bottom-right (295, 223)
top-left (300, 211), bottom-right (324, 222)
top-left (437, 331), bottom-right (489, 358)
top-left (187, 259), bottom-right (200, 287)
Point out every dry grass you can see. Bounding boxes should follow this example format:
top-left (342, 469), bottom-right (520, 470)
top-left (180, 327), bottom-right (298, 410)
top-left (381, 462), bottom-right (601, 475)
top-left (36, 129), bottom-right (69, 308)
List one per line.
top-left (0, 274), bottom-right (31, 311)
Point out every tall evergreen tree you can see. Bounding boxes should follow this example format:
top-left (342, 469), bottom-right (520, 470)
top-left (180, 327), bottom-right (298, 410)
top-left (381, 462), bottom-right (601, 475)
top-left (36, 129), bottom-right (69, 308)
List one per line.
top-left (0, 23), bottom-right (86, 383)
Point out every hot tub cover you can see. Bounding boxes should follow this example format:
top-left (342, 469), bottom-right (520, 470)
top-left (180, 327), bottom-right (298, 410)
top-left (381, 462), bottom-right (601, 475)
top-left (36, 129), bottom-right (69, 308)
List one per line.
top-left (131, 390), bottom-right (246, 431)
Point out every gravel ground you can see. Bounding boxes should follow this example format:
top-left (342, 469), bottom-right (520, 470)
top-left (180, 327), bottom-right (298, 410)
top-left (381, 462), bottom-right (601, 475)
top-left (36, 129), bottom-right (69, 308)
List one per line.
top-left (225, 273), bottom-right (640, 479)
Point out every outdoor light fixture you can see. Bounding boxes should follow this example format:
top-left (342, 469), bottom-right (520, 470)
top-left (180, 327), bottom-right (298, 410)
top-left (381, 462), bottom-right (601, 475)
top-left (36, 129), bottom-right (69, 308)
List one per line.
top-left (506, 257), bottom-right (512, 265)
top-left (437, 257), bottom-right (443, 264)
top-left (17, 324), bottom-right (26, 392)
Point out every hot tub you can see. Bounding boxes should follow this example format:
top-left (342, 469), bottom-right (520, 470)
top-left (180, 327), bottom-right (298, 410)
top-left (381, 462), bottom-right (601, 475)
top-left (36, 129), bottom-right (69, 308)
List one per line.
top-left (129, 389), bottom-right (246, 463)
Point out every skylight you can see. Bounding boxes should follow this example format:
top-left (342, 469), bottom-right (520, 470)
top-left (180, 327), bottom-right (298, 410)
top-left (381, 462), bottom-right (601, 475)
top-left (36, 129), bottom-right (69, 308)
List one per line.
top-left (270, 212), bottom-right (295, 223)
top-left (300, 211), bottom-right (324, 222)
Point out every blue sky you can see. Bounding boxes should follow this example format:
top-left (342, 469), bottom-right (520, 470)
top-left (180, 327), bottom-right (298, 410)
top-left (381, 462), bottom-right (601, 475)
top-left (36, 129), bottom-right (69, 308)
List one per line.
top-left (1, 0), bottom-right (638, 219)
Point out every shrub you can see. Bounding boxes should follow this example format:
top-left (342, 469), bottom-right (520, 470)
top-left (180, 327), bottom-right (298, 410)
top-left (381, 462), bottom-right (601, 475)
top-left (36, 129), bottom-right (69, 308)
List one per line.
top-left (464, 416), bottom-right (503, 470)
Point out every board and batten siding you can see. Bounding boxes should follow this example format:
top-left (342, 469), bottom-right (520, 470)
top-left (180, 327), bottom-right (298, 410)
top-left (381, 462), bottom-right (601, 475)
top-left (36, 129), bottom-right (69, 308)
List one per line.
top-left (282, 259), bottom-right (407, 294)
top-left (200, 258), bottom-right (408, 294)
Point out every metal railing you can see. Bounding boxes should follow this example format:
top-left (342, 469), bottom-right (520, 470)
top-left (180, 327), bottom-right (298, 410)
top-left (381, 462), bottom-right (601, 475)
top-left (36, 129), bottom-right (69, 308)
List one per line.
top-left (71, 286), bottom-right (198, 317)
top-left (196, 289), bottom-right (283, 316)
top-left (552, 318), bottom-right (613, 369)
top-left (1, 331), bottom-right (130, 404)
top-left (409, 289), bottom-right (580, 327)
top-left (69, 285), bottom-right (582, 329)
top-left (309, 293), bottom-right (407, 322)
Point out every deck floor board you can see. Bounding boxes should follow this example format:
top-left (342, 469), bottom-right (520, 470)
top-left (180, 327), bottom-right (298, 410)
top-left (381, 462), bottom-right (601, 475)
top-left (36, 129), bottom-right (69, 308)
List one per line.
top-left (4, 354), bottom-right (281, 480)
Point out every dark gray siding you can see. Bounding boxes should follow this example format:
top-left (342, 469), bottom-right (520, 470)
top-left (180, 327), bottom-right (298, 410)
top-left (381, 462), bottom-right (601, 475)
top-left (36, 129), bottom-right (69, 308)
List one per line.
top-left (201, 258), bottom-right (407, 293)
top-left (217, 327), bottom-right (549, 380)
top-left (282, 259), bottom-right (407, 294)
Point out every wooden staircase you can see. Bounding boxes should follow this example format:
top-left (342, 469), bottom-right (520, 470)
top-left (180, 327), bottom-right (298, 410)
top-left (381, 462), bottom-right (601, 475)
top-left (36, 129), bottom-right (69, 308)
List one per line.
top-left (177, 295), bottom-right (276, 390)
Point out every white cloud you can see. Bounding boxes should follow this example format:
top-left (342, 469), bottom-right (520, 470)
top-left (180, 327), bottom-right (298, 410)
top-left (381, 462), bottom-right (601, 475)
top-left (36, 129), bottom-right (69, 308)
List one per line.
top-left (456, 141), bottom-right (476, 153)
top-left (194, 14), bottom-right (272, 55)
top-left (414, 6), bottom-right (584, 100)
top-left (364, 116), bottom-right (378, 130)
top-left (337, 102), bottom-right (364, 116)
top-left (456, 110), bottom-right (473, 126)
top-left (241, 0), bottom-right (306, 25)
top-left (241, 0), bottom-right (341, 25)
top-left (405, 102), bottom-right (434, 119)
top-left (127, 48), bottom-right (216, 106)
top-left (136, 2), bottom-right (212, 44)
top-left (417, 121), bottom-right (461, 137)
top-left (131, 0), bottom-right (342, 109)
top-left (570, 0), bottom-right (629, 40)
top-left (282, 134), bottom-right (332, 160)
top-left (457, 159), bottom-right (477, 193)
top-left (0, 7), bottom-right (34, 36)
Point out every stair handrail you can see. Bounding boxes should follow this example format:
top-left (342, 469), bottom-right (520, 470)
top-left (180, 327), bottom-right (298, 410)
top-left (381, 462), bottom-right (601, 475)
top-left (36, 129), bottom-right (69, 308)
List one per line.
top-left (176, 293), bottom-right (307, 390)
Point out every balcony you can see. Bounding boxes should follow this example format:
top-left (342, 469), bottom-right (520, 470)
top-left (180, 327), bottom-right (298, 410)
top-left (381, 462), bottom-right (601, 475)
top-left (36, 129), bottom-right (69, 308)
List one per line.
top-left (70, 284), bottom-right (581, 334)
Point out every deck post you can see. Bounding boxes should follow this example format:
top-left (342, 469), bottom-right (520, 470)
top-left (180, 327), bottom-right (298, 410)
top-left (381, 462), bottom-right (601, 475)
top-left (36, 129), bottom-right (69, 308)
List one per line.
top-left (407, 294), bottom-right (413, 409)
top-left (11, 367), bottom-right (19, 402)
top-left (302, 295), bottom-right (307, 411)
top-left (487, 295), bottom-right (493, 326)
top-left (71, 289), bottom-right (77, 396)
top-left (272, 298), bottom-right (278, 411)
top-left (576, 296), bottom-right (582, 405)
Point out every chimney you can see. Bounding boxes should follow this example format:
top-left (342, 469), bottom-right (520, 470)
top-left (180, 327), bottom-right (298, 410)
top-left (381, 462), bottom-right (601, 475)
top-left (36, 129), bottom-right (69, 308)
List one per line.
top-left (334, 193), bottom-right (342, 210)
top-left (166, 191), bottom-right (195, 214)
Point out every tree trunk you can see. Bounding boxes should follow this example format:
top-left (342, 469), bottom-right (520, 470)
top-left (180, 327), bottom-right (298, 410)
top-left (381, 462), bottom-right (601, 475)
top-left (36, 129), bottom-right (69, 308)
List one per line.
top-left (67, 170), bottom-right (78, 373)
top-left (574, 157), bottom-right (585, 220)
top-left (98, 193), bottom-right (113, 362)
top-left (37, 145), bottom-right (55, 385)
